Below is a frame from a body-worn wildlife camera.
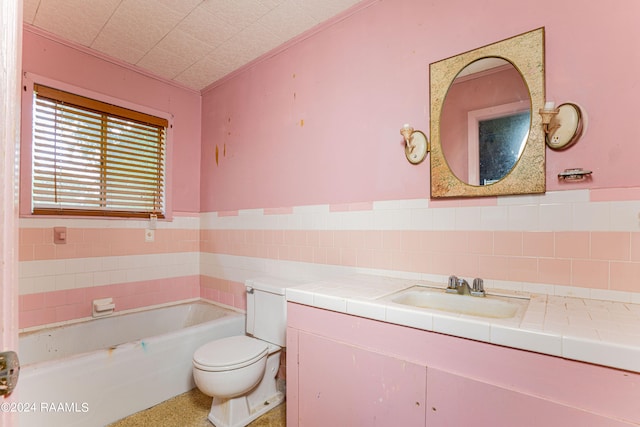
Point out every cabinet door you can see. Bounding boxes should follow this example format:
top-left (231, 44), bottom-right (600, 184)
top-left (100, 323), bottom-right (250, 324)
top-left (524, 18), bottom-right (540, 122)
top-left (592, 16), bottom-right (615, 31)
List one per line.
top-left (426, 368), bottom-right (637, 427)
top-left (297, 331), bottom-right (426, 427)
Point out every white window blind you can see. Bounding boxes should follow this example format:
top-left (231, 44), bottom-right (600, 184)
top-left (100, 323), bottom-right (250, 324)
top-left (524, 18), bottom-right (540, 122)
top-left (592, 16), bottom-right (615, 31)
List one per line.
top-left (32, 84), bottom-right (167, 218)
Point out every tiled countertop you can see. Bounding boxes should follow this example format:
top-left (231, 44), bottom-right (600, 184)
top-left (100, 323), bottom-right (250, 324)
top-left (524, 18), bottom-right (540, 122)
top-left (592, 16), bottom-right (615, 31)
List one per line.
top-left (286, 274), bottom-right (640, 373)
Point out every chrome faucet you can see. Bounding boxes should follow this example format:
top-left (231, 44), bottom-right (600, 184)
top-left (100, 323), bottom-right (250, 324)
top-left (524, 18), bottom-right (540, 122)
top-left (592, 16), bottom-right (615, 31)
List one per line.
top-left (446, 275), bottom-right (485, 297)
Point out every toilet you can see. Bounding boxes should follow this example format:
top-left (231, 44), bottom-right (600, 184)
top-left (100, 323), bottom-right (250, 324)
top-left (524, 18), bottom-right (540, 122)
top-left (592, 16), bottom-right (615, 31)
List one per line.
top-left (192, 277), bottom-right (295, 427)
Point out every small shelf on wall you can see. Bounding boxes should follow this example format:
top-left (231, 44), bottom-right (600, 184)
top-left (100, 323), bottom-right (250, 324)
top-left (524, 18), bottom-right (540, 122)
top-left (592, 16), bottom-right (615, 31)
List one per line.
top-left (558, 168), bottom-right (592, 181)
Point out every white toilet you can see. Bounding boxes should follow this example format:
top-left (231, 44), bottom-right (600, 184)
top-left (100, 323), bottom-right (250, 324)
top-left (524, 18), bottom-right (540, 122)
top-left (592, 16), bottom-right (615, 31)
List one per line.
top-left (192, 277), bottom-right (295, 427)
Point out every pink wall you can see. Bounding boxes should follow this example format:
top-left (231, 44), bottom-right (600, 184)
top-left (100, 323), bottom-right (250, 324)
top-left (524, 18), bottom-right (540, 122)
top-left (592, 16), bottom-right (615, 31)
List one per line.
top-left (22, 27), bottom-right (202, 213)
top-left (18, 28), bottom-right (206, 329)
top-left (200, 0), bottom-right (640, 212)
top-left (17, 0), bottom-right (640, 328)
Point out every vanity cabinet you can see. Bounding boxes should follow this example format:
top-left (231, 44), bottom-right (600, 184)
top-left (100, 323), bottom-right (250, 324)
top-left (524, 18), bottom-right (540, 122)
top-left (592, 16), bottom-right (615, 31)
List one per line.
top-left (294, 331), bottom-right (426, 426)
top-left (286, 302), bottom-right (640, 427)
top-left (426, 368), bottom-right (634, 427)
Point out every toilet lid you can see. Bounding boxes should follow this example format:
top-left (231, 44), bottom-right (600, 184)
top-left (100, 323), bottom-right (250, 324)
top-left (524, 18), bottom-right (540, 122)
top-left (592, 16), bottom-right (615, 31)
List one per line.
top-left (193, 335), bottom-right (269, 372)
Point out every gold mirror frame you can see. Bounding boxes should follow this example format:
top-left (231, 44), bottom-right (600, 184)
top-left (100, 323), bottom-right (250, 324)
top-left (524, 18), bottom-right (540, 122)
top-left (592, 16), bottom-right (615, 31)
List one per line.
top-left (430, 28), bottom-right (545, 198)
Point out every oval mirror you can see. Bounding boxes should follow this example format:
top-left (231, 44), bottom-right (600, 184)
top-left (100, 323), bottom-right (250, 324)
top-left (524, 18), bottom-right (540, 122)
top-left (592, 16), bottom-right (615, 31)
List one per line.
top-left (441, 58), bottom-right (530, 186)
top-left (429, 28), bottom-right (546, 198)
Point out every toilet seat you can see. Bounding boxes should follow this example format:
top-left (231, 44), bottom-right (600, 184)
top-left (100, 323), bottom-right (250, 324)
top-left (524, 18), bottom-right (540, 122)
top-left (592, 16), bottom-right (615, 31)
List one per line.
top-left (193, 336), bottom-right (269, 372)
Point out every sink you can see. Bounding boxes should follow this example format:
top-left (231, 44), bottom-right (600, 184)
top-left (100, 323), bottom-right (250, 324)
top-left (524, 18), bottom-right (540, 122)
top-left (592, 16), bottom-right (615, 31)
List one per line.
top-left (386, 286), bottom-right (528, 319)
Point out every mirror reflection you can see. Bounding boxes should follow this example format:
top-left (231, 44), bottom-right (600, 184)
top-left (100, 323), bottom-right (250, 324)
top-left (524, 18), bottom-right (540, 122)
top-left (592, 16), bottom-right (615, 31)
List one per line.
top-left (440, 58), bottom-right (531, 186)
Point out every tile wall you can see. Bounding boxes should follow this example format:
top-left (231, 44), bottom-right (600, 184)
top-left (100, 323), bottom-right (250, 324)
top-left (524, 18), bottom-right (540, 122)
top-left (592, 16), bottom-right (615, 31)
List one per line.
top-left (19, 189), bottom-right (640, 330)
top-left (200, 189), bottom-right (640, 303)
top-left (18, 215), bottom-right (204, 330)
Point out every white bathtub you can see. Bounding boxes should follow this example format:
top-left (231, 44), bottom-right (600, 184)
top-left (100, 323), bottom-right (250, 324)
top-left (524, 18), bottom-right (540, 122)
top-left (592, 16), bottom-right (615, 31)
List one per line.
top-left (17, 301), bottom-right (245, 427)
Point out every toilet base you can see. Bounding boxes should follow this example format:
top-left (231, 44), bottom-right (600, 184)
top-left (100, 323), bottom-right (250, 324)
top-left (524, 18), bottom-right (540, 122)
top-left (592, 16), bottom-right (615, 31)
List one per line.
top-left (208, 390), bottom-right (284, 427)
top-left (206, 353), bottom-right (284, 427)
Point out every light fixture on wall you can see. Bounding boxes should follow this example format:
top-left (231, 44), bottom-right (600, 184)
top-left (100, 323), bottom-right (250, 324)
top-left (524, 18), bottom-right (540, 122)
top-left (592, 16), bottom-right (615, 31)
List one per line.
top-left (400, 124), bottom-right (429, 164)
top-left (539, 101), bottom-right (584, 150)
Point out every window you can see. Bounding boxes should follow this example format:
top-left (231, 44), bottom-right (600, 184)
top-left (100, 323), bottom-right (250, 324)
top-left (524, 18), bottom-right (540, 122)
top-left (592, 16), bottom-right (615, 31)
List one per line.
top-left (31, 84), bottom-right (167, 218)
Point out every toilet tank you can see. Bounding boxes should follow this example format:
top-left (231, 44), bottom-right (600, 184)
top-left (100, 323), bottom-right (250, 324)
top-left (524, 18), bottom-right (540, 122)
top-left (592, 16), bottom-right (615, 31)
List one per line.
top-left (245, 277), bottom-right (299, 347)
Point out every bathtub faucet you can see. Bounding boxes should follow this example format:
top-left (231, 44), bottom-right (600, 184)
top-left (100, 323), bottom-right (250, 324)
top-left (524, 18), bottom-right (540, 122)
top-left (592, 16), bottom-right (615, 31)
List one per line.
top-left (445, 275), bottom-right (485, 297)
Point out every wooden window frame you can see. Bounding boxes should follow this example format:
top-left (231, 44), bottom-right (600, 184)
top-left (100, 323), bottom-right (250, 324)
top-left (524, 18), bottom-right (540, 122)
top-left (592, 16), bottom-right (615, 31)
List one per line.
top-left (29, 83), bottom-right (169, 219)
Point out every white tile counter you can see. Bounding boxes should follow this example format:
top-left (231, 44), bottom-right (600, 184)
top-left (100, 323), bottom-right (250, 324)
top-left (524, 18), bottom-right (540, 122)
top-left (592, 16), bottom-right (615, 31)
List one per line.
top-left (286, 274), bottom-right (640, 373)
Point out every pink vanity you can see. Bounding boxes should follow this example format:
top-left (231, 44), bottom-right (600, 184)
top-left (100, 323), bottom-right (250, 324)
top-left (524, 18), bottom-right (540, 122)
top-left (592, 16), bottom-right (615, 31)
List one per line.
top-left (285, 276), bottom-right (640, 427)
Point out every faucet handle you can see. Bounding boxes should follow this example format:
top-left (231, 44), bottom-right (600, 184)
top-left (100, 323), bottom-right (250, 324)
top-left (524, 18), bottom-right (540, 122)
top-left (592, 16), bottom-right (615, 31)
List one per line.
top-left (448, 275), bottom-right (459, 286)
top-left (446, 275), bottom-right (458, 293)
top-left (471, 278), bottom-right (485, 297)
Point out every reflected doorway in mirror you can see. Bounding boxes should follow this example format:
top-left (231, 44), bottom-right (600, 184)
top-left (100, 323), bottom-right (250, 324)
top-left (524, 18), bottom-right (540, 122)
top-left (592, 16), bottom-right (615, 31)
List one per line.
top-left (468, 101), bottom-right (530, 186)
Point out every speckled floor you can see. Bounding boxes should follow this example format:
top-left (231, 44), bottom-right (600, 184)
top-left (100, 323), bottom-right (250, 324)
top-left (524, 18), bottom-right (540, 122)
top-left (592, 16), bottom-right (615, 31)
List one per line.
top-left (108, 388), bottom-right (285, 427)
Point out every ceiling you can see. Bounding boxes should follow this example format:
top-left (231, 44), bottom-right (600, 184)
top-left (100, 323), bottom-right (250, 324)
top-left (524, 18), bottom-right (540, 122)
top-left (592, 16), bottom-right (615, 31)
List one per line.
top-left (23, 0), bottom-right (365, 91)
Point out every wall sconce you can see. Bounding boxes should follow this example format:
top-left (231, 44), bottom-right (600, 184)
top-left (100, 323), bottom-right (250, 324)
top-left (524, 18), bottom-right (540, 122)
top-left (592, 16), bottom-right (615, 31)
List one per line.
top-left (539, 101), bottom-right (584, 150)
top-left (400, 124), bottom-right (429, 164)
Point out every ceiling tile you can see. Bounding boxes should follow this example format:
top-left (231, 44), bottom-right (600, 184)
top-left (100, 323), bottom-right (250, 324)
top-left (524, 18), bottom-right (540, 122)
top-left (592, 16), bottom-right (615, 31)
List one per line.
top-left (210, 41), bottom-right (259, 73)
top-left (24, 0), bottom-right (368, 90)
top-left (294, 0), bottom-right (362, 22)
top-left (23, 0), bottom-right (40, 24)
top-left (136, 28), bottom-right (213, 80)
top-left (90, 34), bottom-right (148, 65)
top-left (226, 23), bottom-right (286, 63)
top-left (137, 49), bottom-right (194, 80)
top-left (32, 0), bottom-right (121, 46)
top-left (258, 0), bottom-right (286, 9)
top-left (149, 29), bottom-right (213, 64)
top-left (198, 0), bottom-right (271, 28)
top-left (154, 0), bottom-right (204, 15)
top-left (91, 0), bottom-right (185, 54)
top-left (258, 0), bottom-right (319, 42)
top-left (177, 8), bottom-right (236, 48)
top-left (175, 55), bottom-right (230, 90)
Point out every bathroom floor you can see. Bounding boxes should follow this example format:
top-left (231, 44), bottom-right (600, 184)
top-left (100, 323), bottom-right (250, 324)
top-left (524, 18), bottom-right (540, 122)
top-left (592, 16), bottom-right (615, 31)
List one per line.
top-left (108, 388), bottom-right (286, 427)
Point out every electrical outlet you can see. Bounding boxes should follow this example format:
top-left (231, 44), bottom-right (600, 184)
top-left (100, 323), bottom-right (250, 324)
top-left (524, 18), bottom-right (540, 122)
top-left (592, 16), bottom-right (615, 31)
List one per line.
top-left (145, 229), bottom-right (155, 242)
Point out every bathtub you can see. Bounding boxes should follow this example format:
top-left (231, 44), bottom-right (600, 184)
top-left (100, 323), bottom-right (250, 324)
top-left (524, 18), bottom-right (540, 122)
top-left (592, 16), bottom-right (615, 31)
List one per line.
top-left (17, 301), bottom-right (245, 427)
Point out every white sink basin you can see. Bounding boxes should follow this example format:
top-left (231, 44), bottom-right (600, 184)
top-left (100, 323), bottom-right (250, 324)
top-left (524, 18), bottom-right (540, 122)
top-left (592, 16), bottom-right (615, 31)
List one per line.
top-left (387, 286), bottom-right (528, 319)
